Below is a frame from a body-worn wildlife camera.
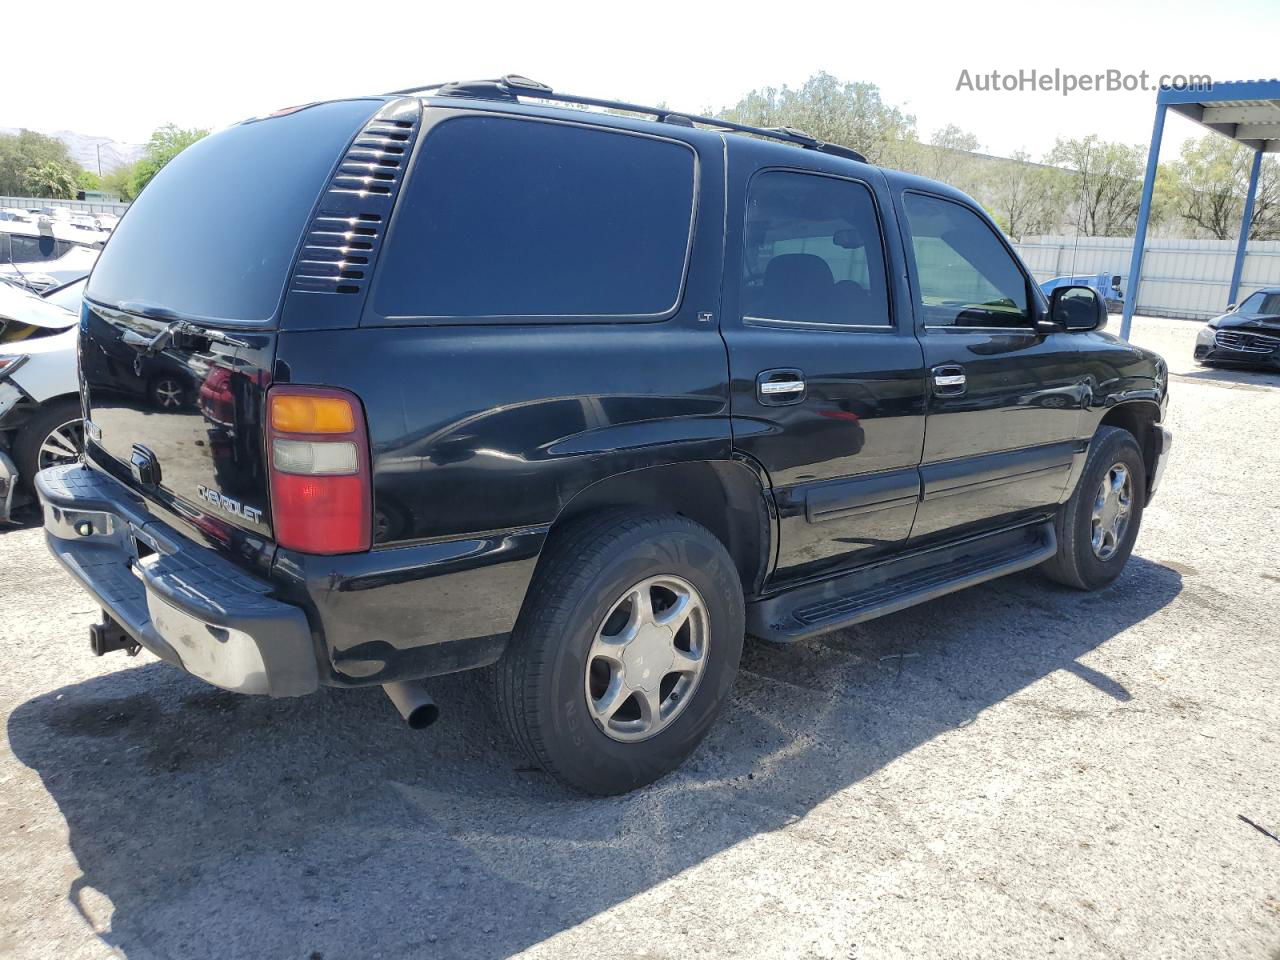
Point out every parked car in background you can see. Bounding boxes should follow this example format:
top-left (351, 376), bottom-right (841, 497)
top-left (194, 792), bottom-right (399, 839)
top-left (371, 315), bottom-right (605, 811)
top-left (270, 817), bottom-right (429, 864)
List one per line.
top-left (0, 217), bottom-right (106, 284)
top-left (0, 243), bottom-right (99, 293)
top-left (35, 78), bottom-right (1170, 795)
top-left (1039, 273), bottom-right (1124, 314)
top-left (1194, 288), bottom-right (1280, 369)
top-left (0, 277), bottom-right (84, 521)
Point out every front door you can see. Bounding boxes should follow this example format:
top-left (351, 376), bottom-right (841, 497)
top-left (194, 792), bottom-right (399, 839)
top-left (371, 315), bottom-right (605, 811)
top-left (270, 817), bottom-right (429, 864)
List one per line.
top-left (893, 188), bottom-right (1085, 543)
top-left (721, 147), bottom-right (927, 585)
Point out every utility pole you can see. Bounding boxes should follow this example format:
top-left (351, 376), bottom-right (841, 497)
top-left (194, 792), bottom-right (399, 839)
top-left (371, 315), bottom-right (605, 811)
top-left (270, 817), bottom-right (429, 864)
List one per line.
top-left (96, 143), bottom-right (102, 178)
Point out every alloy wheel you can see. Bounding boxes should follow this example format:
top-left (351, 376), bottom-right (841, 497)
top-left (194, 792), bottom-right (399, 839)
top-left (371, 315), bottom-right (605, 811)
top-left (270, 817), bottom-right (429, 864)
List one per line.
top-left (1090, 462), bottom-right (1132, 560)
top-left (584, 574), bottom-right (709, 742)
top-left (37, 419), bottom-right (84, 471)
top-left (153, 379), bottom-right (184, 409)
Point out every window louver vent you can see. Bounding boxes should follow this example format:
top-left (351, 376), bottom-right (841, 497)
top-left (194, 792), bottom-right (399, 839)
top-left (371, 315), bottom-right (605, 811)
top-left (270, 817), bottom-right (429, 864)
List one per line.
top-left (290, 100), bottom-right (421, 296)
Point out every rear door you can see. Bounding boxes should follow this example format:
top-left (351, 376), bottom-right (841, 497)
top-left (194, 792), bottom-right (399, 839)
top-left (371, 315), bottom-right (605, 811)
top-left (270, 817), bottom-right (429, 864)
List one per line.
top-left (893, 187), bottom-right (1085, 543)
top-left (79, 98), bottom-right (386, 556)
top-left (720, 142), bottom-right (927, 585)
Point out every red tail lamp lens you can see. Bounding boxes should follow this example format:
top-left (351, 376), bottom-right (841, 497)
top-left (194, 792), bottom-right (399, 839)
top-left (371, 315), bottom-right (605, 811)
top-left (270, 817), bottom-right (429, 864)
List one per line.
top-left (266, 386), bottom-right (371, 554)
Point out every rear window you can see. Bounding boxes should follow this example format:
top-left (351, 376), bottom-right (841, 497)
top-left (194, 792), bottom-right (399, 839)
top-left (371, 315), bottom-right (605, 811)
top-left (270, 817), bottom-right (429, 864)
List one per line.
top-left (370, 115), bottom-right (696, 320)
top-left (86, 99), bottom-right (380, 325)
top-left (10, 234), bottom-right (58, 261)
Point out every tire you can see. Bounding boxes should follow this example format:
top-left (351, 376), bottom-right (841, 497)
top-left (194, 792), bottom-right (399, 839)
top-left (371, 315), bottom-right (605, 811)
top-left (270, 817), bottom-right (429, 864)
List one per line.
top-left (493, 510), bottom-right (745, 795)
top-left (13, 397), bottom-right (83, 495)
top-left (1041, 426), bottom-right (1146, 591)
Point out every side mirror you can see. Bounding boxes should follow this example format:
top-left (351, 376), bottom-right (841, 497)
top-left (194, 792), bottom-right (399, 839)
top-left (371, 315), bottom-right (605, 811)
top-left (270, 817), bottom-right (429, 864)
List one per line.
top-left (1226, 303), bottom-right (1236, 312)
top-left (1050, 285), bottom-right (1106, 332)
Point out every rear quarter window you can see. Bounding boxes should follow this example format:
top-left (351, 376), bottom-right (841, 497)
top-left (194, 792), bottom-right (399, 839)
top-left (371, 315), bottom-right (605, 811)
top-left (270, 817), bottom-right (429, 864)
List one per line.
top-left (369, 115), bottom-right (697, 320)
top-left (86, 99), bottom-right (381, 325)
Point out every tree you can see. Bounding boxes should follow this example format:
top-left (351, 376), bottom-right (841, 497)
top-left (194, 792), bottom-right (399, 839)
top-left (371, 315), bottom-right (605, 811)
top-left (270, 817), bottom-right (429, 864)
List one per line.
top-left (1248, 157), bottom-right (1280, 241)
top-left (1168, 135), bottom-right (1254, 239)
top-left (983, 151), bottom-right (1071, 240)
top-left (76, 169), bottom-right (103, 192)
top-left (716, 72), bottom-right (917, 166)
top-left (129, 123), bottom-right (209, 197)
top-left (21, 160), bottom-right (78, 199)
top-left (102, 161), bottom-right (140, 202)
top-left (1166, 135), bottom-right (1280, 241)
top-left (1044, 136), bottom-right (1147, 236)
top-left (0, 129), bottom-right (78, 195)
top-left (920, 124), bottom-right (982, 185)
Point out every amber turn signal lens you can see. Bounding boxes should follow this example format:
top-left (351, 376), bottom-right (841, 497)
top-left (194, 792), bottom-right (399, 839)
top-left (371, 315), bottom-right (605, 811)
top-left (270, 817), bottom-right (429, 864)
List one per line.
top-left (270, 394), bottom-right (356, 434)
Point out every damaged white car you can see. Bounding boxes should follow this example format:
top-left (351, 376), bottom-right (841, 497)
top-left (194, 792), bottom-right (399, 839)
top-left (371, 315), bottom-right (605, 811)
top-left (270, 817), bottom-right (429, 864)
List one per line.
top-left (0, 277), bottom-right (84, 522)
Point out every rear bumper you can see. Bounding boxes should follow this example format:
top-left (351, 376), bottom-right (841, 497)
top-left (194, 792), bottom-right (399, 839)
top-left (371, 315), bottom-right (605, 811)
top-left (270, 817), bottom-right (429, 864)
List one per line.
top-left (36, 463), bottom-right (318, 697)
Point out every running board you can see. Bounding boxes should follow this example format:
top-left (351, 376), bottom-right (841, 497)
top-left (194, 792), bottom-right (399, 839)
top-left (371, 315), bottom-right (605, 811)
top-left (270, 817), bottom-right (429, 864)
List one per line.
top-left (747, 520), bottom-right (1057, 643)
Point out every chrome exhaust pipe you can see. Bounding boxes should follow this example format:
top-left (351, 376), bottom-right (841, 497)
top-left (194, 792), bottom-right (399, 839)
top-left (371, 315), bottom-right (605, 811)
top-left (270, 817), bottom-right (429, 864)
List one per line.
top-left (382, 680), bottom-right (440, 729)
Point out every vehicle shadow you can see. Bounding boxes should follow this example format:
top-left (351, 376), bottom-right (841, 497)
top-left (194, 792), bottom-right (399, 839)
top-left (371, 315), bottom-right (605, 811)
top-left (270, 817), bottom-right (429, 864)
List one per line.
top-left (8, 556), bottom-right (1181, 960)
top-left (0, 503), bottom-right (41, 532)
top-left (1174, 365), bottom-right (1280, 389)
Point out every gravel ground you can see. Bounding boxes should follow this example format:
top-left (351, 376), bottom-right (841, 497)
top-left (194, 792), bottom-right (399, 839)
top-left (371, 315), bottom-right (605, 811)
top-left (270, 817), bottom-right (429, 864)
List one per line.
top-left (1, 315), bottom-right (1277, 960)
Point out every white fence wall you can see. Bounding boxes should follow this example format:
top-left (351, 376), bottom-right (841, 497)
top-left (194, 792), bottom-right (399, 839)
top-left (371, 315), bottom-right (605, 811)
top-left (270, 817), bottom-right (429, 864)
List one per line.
top-left (0, 195), bottom-right (130, 217)
top-left (1012, 235), bottom-right (1280, 320)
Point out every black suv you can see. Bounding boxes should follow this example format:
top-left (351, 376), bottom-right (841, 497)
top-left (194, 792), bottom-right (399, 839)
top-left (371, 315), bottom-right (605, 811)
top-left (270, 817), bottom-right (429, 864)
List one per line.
top-left (38, 76), bottom-right (1171, 795)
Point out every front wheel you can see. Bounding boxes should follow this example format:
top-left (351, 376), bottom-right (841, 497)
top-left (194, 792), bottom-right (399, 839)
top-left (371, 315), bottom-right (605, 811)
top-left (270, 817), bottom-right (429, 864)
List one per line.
top-left (14, 397), bottom-right (83, 495)
top-left (1041, 426), bottom-right (1146, 590)
top-left (492, 511), bottom-right (745, 795)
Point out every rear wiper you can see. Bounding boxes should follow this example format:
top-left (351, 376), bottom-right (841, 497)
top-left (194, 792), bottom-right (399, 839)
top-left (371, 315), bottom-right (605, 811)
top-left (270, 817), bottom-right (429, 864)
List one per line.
top-left (117, 303), bottom-right (250, 355)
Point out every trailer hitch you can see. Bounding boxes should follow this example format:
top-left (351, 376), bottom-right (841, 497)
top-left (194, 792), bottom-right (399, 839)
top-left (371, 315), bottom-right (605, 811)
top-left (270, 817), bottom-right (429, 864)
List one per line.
top-left (89, 614), bottom-right (141, 657)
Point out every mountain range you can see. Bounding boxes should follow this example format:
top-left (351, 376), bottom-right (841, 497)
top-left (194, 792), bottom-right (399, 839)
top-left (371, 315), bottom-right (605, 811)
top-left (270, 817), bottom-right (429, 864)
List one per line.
top-left (0, 127), bottom-right (144, 175)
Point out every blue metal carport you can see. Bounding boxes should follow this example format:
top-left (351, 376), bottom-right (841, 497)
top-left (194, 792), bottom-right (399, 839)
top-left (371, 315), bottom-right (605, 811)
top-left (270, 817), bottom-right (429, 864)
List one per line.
top-left (1122, 79), bottom-right (1280, 339)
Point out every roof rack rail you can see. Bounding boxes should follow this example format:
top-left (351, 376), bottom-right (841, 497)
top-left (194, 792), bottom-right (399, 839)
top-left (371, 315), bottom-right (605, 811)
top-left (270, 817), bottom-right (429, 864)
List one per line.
top-left (383, 75), bottom-right (868, 164)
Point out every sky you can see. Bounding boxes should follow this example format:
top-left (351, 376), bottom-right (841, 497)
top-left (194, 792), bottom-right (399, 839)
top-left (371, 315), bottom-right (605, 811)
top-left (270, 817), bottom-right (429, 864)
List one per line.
top-left (8, 0), bottom-right (1278, 162)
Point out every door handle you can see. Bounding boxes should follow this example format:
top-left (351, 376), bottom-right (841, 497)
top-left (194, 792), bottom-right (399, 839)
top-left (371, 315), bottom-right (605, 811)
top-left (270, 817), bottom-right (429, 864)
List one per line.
top-left (760, 379), bottom-right (805, 395)
top-left (931, 364), bottom-right (967, 396)
top-left (757, 369), bottom-right (806, 405)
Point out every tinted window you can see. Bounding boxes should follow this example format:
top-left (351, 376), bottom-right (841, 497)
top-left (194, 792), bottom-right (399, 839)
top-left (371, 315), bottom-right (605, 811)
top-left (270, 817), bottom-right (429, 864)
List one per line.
top-left (372, 116), bottom-right (695, 319)
top-left (10, 234), bottom-right (58, 262)
top-left (903, 193), bottom-right (1029, 328)
top-left (741, 171), bottom-right (890, 326)
top-left (87, 99), bottom-right (380, 324)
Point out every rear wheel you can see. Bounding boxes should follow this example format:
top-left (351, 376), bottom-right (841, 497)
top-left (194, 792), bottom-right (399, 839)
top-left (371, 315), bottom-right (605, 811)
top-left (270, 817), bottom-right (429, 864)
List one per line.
top-left (1042, 426), bottom-right (1146, 590)
top-left (493, 511), bottom-right (744, 795)
top-left (149, 376), bottom-right (186, 409)
top-left (14, 398), bottom-right (83, 494)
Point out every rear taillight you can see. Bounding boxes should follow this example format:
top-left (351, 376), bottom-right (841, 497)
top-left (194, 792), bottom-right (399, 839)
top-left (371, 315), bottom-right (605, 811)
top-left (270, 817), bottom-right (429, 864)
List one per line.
top-left (267, 385), bottom-right (371, 554)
